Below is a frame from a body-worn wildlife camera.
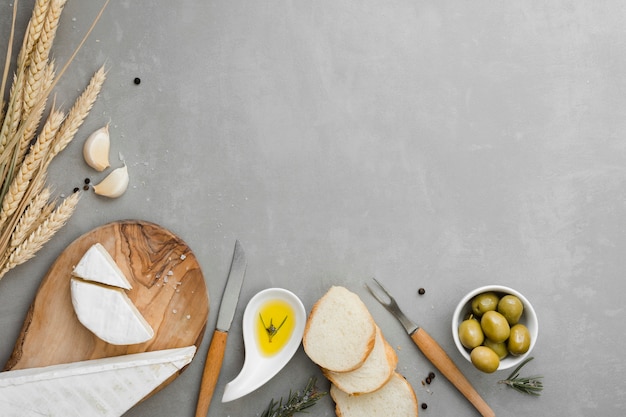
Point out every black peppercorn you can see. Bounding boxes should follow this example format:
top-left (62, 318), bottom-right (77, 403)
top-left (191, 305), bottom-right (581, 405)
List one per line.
top-left (133, 77), bottom-right (141, 85)
top-left (84, 178), bottom-right (90, 184)
top-left (425, 377), bottom-right (431, 384)
top-left (421, 403), bottom-right (428, 410)
top-left (83, 184), bottom-right (90, 191)
top-left (428, 372), bottom-right (435, 380)
top-left (73, 187), bottom-right (80, 193)
top-left (418, 288), bottom-right (426, 295)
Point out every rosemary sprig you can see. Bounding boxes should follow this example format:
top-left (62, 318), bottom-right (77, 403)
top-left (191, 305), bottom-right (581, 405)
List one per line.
top-left (260, 313), bottom-right (288, 342)
top-left (260, 377), bottom-right (327, 417)
top-left (498, 357), bottom-right (544, 396)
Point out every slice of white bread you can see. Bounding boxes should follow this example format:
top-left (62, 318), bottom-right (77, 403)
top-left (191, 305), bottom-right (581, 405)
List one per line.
top-left (323, 326), bottom-right (398, 395)
top-left (331, 372), bottom-right (418, 417)
top-left (303, 286), bottom-right (376, 372)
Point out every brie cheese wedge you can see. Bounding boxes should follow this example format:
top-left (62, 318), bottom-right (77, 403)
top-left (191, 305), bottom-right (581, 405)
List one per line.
top-left (72, 243), bottom-right (132, 290)
top-left (71, 278), bottom-right (154, 345)
top-left (0, 346), bottom-right (196, 417)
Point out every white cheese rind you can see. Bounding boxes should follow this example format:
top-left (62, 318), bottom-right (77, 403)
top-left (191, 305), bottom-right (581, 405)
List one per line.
top-left (0, 346), bottom-right (196, 417)
top-left (70, 278), bottom-right (154, 345)
top-left (72, 243), bottom-right (132, 290)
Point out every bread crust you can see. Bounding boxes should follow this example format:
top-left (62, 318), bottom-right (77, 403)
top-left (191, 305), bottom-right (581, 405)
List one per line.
top-left (303, 286), bottom-right (376, 372)
top-left (331, 372), bottom-right (419, 417)
top-left (323, 326), bottom-right (398, 395)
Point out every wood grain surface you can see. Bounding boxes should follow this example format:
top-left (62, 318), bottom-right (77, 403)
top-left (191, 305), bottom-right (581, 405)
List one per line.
top-left (4, 220), bottom-right (209, 386)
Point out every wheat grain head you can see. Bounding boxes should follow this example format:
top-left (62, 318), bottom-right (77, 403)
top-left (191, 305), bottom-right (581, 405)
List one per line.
top-left (0, 190), bottom-right (80, 280)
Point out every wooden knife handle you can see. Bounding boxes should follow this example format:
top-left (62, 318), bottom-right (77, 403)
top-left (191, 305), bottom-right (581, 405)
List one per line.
top-left (195, 330), bottom-right (228, 417)
top-left (410, 328), bottom-right (495, 417)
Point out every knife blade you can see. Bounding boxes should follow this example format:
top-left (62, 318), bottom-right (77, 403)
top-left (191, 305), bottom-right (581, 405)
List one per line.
top-left (195, 240), bottom-right (247, 417)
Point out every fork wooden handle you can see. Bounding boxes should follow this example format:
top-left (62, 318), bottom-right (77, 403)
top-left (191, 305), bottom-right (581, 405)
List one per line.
top-left (410, 328), bottom-right (495, 417)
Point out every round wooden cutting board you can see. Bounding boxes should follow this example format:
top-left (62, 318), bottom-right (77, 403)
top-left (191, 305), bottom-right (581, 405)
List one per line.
top-left (4, 220), bottom-right (209, 380)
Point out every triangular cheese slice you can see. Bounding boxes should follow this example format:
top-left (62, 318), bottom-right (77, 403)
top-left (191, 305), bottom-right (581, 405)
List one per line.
top-left (70, 278), bottom-right (154, 345)
top-left (72, 243), bottom-right (132, 290)
top-left (0, 346), bottom-right (196, 417)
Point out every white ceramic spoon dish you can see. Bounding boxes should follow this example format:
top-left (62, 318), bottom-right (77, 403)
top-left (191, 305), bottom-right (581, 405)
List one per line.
top-left (222, 288), bottom-right (306, 402)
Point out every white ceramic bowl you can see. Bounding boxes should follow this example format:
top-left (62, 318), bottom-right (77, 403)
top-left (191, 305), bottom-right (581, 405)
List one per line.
top-left (222, 288), bottom-right (306, 402)
top-left (451, 285), bottom-right (538, 371)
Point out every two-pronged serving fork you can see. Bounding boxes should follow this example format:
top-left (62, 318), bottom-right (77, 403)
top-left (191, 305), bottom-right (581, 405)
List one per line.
top-left (366, 278), bottom-right (495, 417)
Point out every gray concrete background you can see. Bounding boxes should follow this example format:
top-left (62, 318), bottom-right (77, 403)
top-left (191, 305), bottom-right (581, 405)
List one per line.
top-left (1, 0), bottom-right (625, 416)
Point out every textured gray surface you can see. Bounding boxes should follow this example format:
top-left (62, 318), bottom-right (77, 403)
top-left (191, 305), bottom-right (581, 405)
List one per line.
top-left (1, 0), bottom-right (625, 416)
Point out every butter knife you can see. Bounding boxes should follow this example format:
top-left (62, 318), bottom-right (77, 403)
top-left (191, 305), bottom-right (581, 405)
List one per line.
top-left (195, 240), bottom-right (247, 417)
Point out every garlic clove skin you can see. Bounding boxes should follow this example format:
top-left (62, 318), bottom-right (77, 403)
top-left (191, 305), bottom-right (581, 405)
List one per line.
top-left (93, 164), bottom-right (129, 198)
top-left (83, 125), bottom-right (110, 171)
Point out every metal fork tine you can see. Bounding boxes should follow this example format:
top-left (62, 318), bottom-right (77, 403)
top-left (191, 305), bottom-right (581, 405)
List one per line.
top-left (371, 278), bottom-right (390, 300)
top-left (367, 278), bottom-right (418, 334)
top-left (365, 280), bottom-right (389, 306)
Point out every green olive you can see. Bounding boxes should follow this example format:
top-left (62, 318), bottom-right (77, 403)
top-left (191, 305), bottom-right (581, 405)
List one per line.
top-left (497, 295), bottom-right (524, 325)
top-left (458, 318), bottom-right (484, 349)
top-left (480, 311), bottom-right (510, 343)
top-left (471, 292), bottom-right (499, 317)
top-left (483, 339), bottom-right (509, 360)
top-left (470, 346), bottom-right (500, 373)
top-left (508, 324), bottom-right (531, 356)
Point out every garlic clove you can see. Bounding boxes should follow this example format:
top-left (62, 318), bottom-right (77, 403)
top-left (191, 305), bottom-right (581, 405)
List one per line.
top-left (93, 164), bottom-right (129, 198)
top-left (83, 125), bottom-right (110, 171)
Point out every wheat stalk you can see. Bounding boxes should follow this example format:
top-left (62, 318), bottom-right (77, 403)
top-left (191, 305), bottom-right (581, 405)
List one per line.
top-left (20, 0), bottom-right (51, 70)
top-left (0, 0), bottom-right (107, 171)
top-left (0, 108), bottom-right (64, 225)
top-left (0, 0), bottom-right (19, 113)
top-left (14, 182), bottom-right (58, 249)
top-left (10, 186), bottom-right (51, 249)
top-left (0, 0), bottom-right (59, 160)
top-left (0, 66), bottom-right (107, 270)
top-left (0, 0), bottom-right (110, 282)
top-left (46, 65), bottom-right (106, 167)
top-left (0, 191), bottom-right (80, 279)
top-left (22, 0), bottom-right (66, 120)
top-left (17, 62), bottom-right (56, 168)
top-left (0, 74), bottom-right (23, 153)
top-left (0, 76), bottom-right (22, 155)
